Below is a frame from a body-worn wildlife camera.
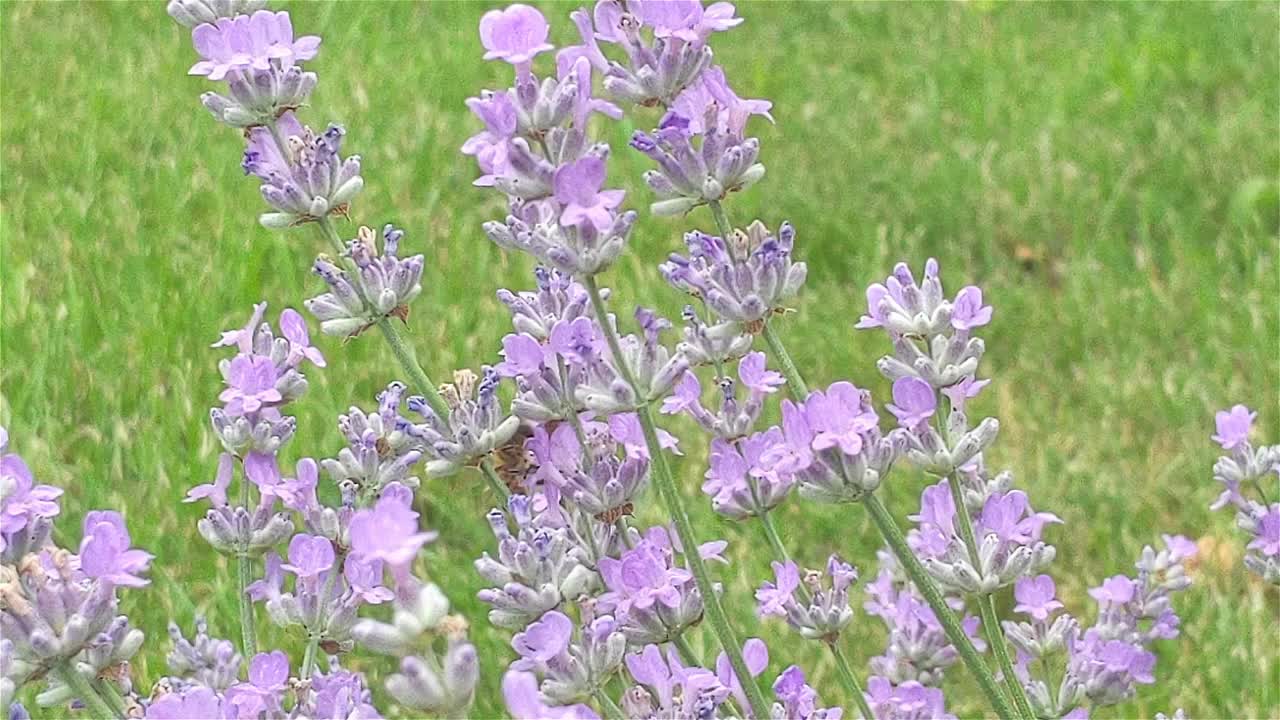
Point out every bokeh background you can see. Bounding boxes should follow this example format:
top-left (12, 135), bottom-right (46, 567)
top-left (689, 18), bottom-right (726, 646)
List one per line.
top-left (2, 1), bottom-right (1278, 717)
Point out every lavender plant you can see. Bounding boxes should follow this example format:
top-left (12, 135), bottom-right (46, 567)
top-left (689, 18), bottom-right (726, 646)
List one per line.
top-left (3, 1), bottom-right (1265, 718)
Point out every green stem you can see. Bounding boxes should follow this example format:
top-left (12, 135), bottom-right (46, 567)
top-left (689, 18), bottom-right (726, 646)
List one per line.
top-left (56, 663), bottom-right (120, 720)
top-left (583, 276), bottom-right (772, 719)
top-left (480, 457), bottom-right (512, 501)
top-left (862, 494), bottom-right (1017, 719)
top-left (237, 469), bottom-right (257, 659)
top-left (760, 321), bottom-right (809, 399)
top-left (980, 592), bottom-right (1036, 720)
top-left (594, 688), bottom-right (625, 720)
top-left (672, 633), bottom-right (702, 667)
top-left (95, 679), bottom-right (129, 718)
top-left (706, 199), bottom-right (737, 261)
top-left (944, 477), bottom-right (1034, 720)
top-left (829, 642), bottom-right (876, 720)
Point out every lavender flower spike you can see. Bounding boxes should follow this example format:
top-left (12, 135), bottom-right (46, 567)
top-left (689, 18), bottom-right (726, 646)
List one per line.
top-left (306, 224), bottom-right (425, 338)
top-left (243, 112), bottom-right (363, 228)
top-left (1207, 404), bottom-right (1280, 583)
top-left (756, 555), bottom-right (858, 641)
top-left (660, 221), bottom-right (807, 325)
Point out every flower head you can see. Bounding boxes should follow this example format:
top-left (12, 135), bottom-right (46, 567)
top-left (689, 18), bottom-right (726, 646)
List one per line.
top-left (79, 511), bottom-right (153, 587)
top-left (1013, 574), bottom-right (1064, 622)
top-left (1212, 404), bottom-right (1256, 450)
top-left (188, 11), bottom-right (320, 80)
top-left (480, 5), bottom-right (555, 67)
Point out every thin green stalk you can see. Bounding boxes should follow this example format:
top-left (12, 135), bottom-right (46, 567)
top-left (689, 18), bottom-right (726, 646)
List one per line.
top-left (480, 457), bottom-right (512, 501)
top-left (760, 321), bottom-right (809, 399)
top-left (830, 642), bottom-right (876, 720)
top-left (862, 494), bottom-right (1017, 719)
top-left (943, 476), bottom-right (1034, 720)
top-left (706, 199), bottom-right (737, 261)
top-left (583, 276), bottom-right (772, 719)
top-left (237, 470), bottom-right (257, 658)
top-left (96, 679), bottom-right (129, 718)
top-left (56, 663), bottom-right (120, 720)
top-left (672, 633), bottom-right (702, 667)
top-left (595, 688), bottom-right (626, 720)
top-left (980, 592), bottom-right (1036, 720)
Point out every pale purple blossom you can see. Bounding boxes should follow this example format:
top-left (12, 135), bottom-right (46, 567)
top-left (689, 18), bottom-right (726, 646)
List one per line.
top-left (503, 670), bottom-right (599, 720)
top-left (185, 452), bottom-right (232, 507)
top-left (280, 533), bottom-right (335, 578)
top-left (1013, 575), bottom-right (1064, 622)
top-left (348, 482), bottom-right (437, 568)
top-left (950, 286), bottom-right (993, 331)
top-left (79, 510), bottom-right (153, 587)
top-left (1212, 404), bottom-right (1256, 450)
top-left (188, 10), bottom-right (320, 81)
top-left (479, 4), bottom-right (555, 67)
top-left (887, 376), bottom-right (937, 429)
top-left (279, 308), bottom-right (325, 367)
top-left (554, 157), bottom-right (627, 231)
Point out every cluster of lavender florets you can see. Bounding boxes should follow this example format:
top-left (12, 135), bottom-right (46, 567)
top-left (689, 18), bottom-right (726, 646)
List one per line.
top-left (5, 1), bottom-right (1262, 718)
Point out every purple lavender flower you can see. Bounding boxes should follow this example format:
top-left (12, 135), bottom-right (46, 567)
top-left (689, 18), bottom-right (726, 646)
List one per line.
top-left (579, 0), bottom-right (723, 107)
top-left (404, 367), bottom-right (522, 476)
top-left (503, 670), bottom-right (599, 720)
top-left (624, 643), bottom-right (729, 719)
top-left (348, 482), bottom-right (437, 570)
top-left (510, 610), bottom-right (626, 705)
top-left (319, 382), bottom-right (425, 501)
top-left (702, 430), bottom-right (794, 519)
top-left (912, 482), bottom-right (1059, 593)
top-left (218, 355), bottom-right (282, 416)
top-left (480, 4), bottom-right (555, 68)
top-left (1207, 405), bottom-right (1279, 583)
top-left (306, 223), bottom-right (425, 337)
top-left (756, 560), bottom-right (801, 618)
top-left (0, 431), bottom-right (62, 559)
top-left (772, 665), bottom-right (843, 720)
top-left (187, 11), bottom-right (319, 80)
top-left (243, 112), bottom-right (363, 228)
top-left (1212, 404), bottom-right (1256, 450)
top-left (660, 222), bottom-right (807, 324)
top-left (763, 383), bottom-right (901, 504)
top-left (1013, 574), bottom-right (1064, 622)
top-left (298, 661), bottom-right (381, 720)
top-left (631, 108), bottom-right (766, 214)
top-left (79, 511), bottom-right (153, 588)
top-left (463, 91), bottom-right (519, 186)
top-left (224, 650), bottom-right (290, 718)
top-left (857, 259), bottom-right (989, 391)
top-left (555, 157), bottom-right (627, 231)
top-left (388, 637), bottom-right (480, 714)
top-left (165, 617), bottom-right (242, 691)
top-left (498, 268), bottom-right (596, 341)
top-left (886, 376), bottom-right (937, 429)
top-left (864, 550), bottom-right (986, 687)
top-left (864, 676), bottom-right (957, 720)
top-left (758, 555), bottom-right (858, 641)
top-left (145, 686), bottom-right (224, 719)
top-left (475, 493), bottom-right (595, 629)
top-left (598, 526), bottom-right (717, 644)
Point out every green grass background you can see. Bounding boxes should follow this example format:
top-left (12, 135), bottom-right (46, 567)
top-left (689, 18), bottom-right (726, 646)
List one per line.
top-left (2, 1), bottom-right (1278, 718)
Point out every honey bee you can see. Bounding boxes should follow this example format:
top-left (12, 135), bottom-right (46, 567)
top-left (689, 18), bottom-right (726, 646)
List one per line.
top-left (490, 420), bottom-right (541, 493)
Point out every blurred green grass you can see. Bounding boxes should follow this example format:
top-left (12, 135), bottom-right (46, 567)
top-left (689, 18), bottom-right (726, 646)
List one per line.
top-left (2, 1), bottom-right (1278, 718)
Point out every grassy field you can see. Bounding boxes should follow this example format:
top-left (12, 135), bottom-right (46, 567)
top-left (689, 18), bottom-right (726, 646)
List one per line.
top-left (2, 1), bottom-right (1278, 718)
